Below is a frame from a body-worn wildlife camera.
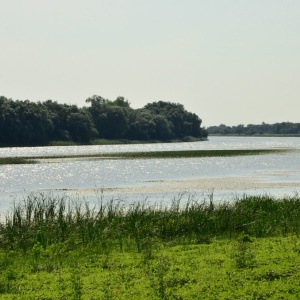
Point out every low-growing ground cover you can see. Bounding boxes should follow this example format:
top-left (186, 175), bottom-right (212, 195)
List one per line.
top-left (1, 194), bottom-right (300, 299)
top-left (1, 235), bottom-right (300, 299)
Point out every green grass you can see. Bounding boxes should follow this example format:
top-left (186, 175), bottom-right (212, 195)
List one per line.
top-left (1, 193), bottom-right (300, 298)
top-left (1, 236), bottom-right (300, 299)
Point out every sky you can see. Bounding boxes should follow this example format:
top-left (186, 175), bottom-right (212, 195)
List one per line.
top-left (1, 0), bottom-right (299, 127)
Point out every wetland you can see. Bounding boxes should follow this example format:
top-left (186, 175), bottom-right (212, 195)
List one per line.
top-left (1, 136), bottom-right (300, 298)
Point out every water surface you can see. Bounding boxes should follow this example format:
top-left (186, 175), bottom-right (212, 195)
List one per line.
top-left (0, 137), bottom-right (299, 216)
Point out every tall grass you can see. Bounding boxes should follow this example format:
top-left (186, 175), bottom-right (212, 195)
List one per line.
top-left (1, 193), bottom-right (300, 253)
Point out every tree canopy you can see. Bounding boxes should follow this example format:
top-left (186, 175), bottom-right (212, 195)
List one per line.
top-left (207, 122), bottom-right (300, 136)
top-left (0, 96), bottom-right (208, 146)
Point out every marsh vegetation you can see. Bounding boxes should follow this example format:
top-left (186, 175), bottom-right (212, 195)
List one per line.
top-left (1, 193), bottom-right (300, 298)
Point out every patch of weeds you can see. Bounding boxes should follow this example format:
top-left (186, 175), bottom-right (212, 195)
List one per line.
top-left (70, 262), bottom-right (83, 300)
top-left (291, 237), bottom-right (300, 254)
top-left (102, 276), bottom-right (114, 300)
top-left (195, 235), bottom-right (212, 245)
top-left (30, 242), bottom-right (62, 273)
top-left (150, 256), bottom-right (170, 299)
top-left (0, 266), bottom-right (19, 294)
top-left (57, 271), bottom-right (69, 300)
top-left (101, 254), bottom-right (112, 270)
top-left (141, 237), bottom-right (156, 265)
top-left (31, 242), bottom-right (46, 272)
top-left (255, 269), bottom-right (295, 282)
top-left (239, 234), bottom-right (253, 243)
top-left (232, 235), bottom-right (256, 269)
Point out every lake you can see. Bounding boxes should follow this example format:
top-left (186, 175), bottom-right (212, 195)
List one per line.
top-left (0, 136), bottom-right (300, 217)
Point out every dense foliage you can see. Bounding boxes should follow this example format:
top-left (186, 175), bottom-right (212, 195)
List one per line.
top-left (0, 96), bottom-right (207, 146)
top-left (208, 122), bottom-right (300, 136)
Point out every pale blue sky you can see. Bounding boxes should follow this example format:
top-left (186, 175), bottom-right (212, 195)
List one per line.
top-left (1, 0), bottom-right (299, 126)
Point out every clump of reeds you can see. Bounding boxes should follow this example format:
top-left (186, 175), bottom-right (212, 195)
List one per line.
top-left (1, 193), bottom-right (300, 253)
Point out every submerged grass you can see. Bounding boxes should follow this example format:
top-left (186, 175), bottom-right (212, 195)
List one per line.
top-left (0, 157), bottom-right (36, 165)
top-left (49, 136), bottom-right (206, 146)
top-left (101, 149), bottom-right (288, 159)
top-left (0, 149), bottom-right (291, 164)
top-left (1, 193), bottom-right (300, 298)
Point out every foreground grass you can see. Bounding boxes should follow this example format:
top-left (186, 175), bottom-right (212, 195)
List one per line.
top-left (0, 149), bottom-right (290, 164)
top-left (1, 194), bottom-right (300, 298)
top-left (1, 236), bottom-right (300, 299)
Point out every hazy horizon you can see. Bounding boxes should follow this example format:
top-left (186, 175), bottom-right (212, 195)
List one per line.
top-left (1, 1), bottom-right (299, 127)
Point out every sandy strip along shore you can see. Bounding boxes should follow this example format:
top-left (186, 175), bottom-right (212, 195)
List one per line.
top-left (59, 176), bottom-right (300, 196)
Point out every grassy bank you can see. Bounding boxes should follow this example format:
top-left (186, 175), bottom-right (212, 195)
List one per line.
top-left (0, 149), bottom-right (290, 164)
top-left (1, 194), bottom-right (300, 298)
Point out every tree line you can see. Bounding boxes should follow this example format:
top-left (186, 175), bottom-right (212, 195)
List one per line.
top-left (0, 95), bottom-right (208, 146)
top-left (207, 122), bottom-right (300, 136)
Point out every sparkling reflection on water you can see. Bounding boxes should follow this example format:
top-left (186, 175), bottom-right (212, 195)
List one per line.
top-left (0, 137), bottom-right (300, 215)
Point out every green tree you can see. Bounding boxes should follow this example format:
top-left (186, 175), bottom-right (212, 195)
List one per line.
top-left (144, 101), bottom-right (206, 139)
top-left (127, 109), bottom-right (156, 140)
top-left (86, 95), bottom-right (131, 139)
top-left (67, 111), bottom-right (98, 143)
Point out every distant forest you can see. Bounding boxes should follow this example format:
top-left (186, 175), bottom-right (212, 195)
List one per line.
top-left (207, 122), bottom-right (300, 136)
top-left (0, 95), bottom-right (208, 146)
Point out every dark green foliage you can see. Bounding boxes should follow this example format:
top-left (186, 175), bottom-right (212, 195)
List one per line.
top-left (127, 109), bottom-right (157, 140)
top-left (66, 111), bottom-right (98, 143)
top-left (0, 95), bottom-right (207, 146)
top-left (86, 95), bottom-right (131, 139)
top-left (208, 122), bottom-right (300, 136)
top-left (0, 97), bottom-right (53, 145)
top-left (144, 101), bottom-right (208, 139)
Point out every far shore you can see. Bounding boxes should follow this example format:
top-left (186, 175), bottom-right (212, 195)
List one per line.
top-left (208, 133), bottom-right (300, 137)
